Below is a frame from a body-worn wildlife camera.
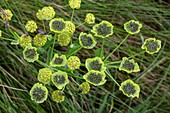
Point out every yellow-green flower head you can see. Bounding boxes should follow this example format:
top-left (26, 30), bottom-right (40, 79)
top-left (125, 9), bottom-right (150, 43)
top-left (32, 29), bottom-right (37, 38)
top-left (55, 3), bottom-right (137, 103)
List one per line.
top-left (79, 82), bottom-right (90, 94)
top-left (29, 83), bottom-right (48, 103)
top-left (65, 21), bottom-right (76, 34)
top-left (85, 13), bottom-right (95, 24)
top-left (91, 20), bottom-right (114, 38)
top-left (19, 35), bottom-right (32, 48)
top-left (33, 34), bottom-right (47, 47)
top-left (52, 90), bottom-right (65, 103)
top-left (41, 6), bottom-right (55, 20)
top-left (36, 9), bottom-right (43, 20)
top-left (0, 30), bottom-right (2, 37)
top-left (67, 56), bottom-right (81, 70)
top-left (69, 0), bottom-right (81, 9)
top-left (83, 70), bottom-right (106, 86)
top-left (1, 9), bottom-right (13, 21)
top-left (119, 57), bottom-right (140, 73)
top-left (79, 32), bottom-right (97, 49)
top-left (85, 57), bottom-right (106, 72)
top-left (119, 79), bottom-right (140, 98)
top-left (50, 54), bottom-right (67, 67)
top-left (25, 20), bottom-right (37, 33)
top-left (52, 71), bottom-right (69, 89)
top-left (124, 20), bottom-right (142, 35)
top-left (57, 32), bottom-right (71, 46)
top-left (49, 18), bottom-right (66, 33)
top-left (23, 44), bottom-right (39, 62)
top-left (141, 38), bottom-right (161, 54)
top-left (38, 68), bottom-right (52, 84)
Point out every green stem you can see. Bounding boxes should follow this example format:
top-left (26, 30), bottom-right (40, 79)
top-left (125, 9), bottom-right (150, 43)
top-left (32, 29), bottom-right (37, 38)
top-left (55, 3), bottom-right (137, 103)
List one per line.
top-left (0, 37), bottom-right (16, 42)
top-left (76, 22), bottom-right (85, 28)
top-left (67, 46), bottom-right (82, 57)
top-left (128, 51), bottom-right (145, 59)
top-left (50, 33), bottom-right (57, 61)
top-left (105, 70), bottom-right (120, 87)
top-left (71, 9), bottom-right (75, 21)
top-left (100, 38), bottom-right (105, 58)
top-left (42, 20), bottom-right (46, 32)
top-left (104, 34), bottom-right (130, 62)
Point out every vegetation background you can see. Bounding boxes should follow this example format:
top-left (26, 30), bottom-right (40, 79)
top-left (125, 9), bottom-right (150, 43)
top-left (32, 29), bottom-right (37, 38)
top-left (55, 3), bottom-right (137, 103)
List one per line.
top-left (0, 0), bottom-right (170, 113)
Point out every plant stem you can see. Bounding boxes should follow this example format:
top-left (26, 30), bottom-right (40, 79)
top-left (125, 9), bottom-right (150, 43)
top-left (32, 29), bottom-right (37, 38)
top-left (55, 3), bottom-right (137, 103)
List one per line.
top-left (105, 70), bottom-right (120, 87)
top-left (42, 20), bottom-right (46, 32)
top-left (128, 51), bottom-right (145, 59)
top-left (76, 22), bottom-right (85, 28)
top-left (100, 38), bottom-right (105, 58)
top-left (0, 37), bottom-right (16, 42)
top-left (104, 34), bottom-right (130, 62)
top-left (71, 9), bottom-right (75, 21)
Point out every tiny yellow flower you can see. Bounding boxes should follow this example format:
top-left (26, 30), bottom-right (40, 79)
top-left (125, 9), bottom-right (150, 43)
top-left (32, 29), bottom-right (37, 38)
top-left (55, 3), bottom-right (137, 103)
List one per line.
top-left (57, 32), bottom-right (71, 46)
top-left (69, 0), bottom-right (81, 9)
top-left (85, 13), bottom-right (95, 24)
top-left (52, 90), bottom-right (65, 103)
top-left (36, 9), bottom-right (43, 20)
top-left (79, 82), bottom-right (90, 94)
top-left (49, 18), bottom-right (66, 33)
top-left (119, 57), bottom-right (140, 73)
top-left (23, 44), bottom-right (39, 62)
top-left (38, 68), bottom-right (52, 84)
top-left (19, 35), bottom-right (32, 48)
top-left (83, 70), bottom-right (106, 86)
top-left (141, 38), bottom-right (161, 54)
top-left (67, 56), bottom-right (81, 70)
top-left (91, 20), bottom-right (114, 38)
top-left (25, 20), bottom-right (37, 33)
top-left (50, 54), bottom-right (67, 67)
top-left (36, 6), bottom-right (55, 20)
top-left (1, 9), bottom-right (13, 21)
top-left (52, 71), bottom-right (69, 89)
top-left (65, 21), bottom-right (76, 34)
top-left (33, 34), bottom-right (47, 47)
top-left (119, 79), bottom-right (140, 98)
top-left (124, 20), bottom-right (142, 35)
top-left (85, 57), bottom-right (106, 72)
top-left (30, 83), bottom-right (48, 103)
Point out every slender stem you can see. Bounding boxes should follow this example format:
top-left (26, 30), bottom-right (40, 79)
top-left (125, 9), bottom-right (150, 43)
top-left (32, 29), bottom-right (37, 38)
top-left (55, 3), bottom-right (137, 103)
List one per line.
top-left (105, 70), bottom-right (120, 87)
top-left (128, 51), bottom-right (145, 59)
top-left (71, 9), bottom-right (75, 21)
top-left (104, 34), bottom-right (130, 62)
top-left (50, 33), bottom-right (57, 62)
top-left (76, 22), bottom-right (85, 28)
top-left (0, 37), bottom-right (16, 42)
top-left (42, 20), bottom-right (46, 32)
top-left (100, 38), bottom-right (105, 58)
top-left (67, 46), bottom-right (82, 57)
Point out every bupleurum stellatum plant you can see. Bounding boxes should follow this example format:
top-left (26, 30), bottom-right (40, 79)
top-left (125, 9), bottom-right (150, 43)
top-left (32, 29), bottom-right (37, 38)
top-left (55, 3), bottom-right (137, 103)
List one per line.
top-left (0, 0), bottom-right (162, 105)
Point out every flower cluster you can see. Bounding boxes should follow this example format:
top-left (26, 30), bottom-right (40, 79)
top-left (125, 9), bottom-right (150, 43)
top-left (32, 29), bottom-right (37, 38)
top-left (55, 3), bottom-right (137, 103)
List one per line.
top-left (69, 0), bottom-right (81, 9)
top-left (67, 56), bottom-right (81, 70)
top-left (1, 9), bottom-right (13, 21)
top-left (38, 68), bottom-right (52, 84)
top-left (19, 35), bottom-right (32, 48)
top-left (33, 34), bottom-right (47, 47)
top-left (85, 13), bottom-right (95, 24)
top-left (36, 6), bottom-right (55, 20)
top-left (25, 20), bottom-right (37, 33)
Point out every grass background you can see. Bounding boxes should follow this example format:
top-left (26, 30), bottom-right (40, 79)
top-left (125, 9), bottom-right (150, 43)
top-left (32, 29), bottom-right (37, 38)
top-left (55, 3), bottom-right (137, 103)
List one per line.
top-left (0, 0), bottom-right (170, 113)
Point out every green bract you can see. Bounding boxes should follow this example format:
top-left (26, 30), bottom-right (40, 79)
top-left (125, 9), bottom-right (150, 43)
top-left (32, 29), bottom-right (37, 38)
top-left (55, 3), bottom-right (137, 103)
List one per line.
top-left (124, 20), bottom-right (142, 35)
top-left (52, 90), bottom-right (65, 103)
top-left (119, 57), bottom-right (140, 73)
top-left (52, 71), bottom-right (69, 89)
top-left (30, 83), bottom-right (48, 103)
top-left (85, 57), bottom-right (106, 72)
top-left (91, 20), bottom-right (114, 38)
top-left (141, 38), bottom-right (161, 54)
top-left (79, 82), bottom-right (90, 94)
top-left (57, 32), bottom-right (71, 46)
top-left (83, 70), bottom-right (106, 86)
top-left (67, 56), bottom-right (81, 70)
top-left (79, 32), bottom-right (97, 49)
top-left (49, 18), bottom-right (66, 33)
top-left (38, 68), bottom-right (52, 84)
top-left (23, 44), bottom-right (39, 62)
top-left (119, 79), bottom-right (140, 98)
top-left (50, 54), bottom-right (67, 67)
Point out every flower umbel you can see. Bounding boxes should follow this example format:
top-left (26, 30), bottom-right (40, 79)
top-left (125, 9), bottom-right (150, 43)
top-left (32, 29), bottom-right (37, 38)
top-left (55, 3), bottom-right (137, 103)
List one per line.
top-left (79, 32), bottom-right (97, 49)
top-left (65, 21), bottom-right (76, 34)
top-left (91, 20), bottom-right (114, 38)
top-left (79, 82), bottom-right (90, 94)
top-left (23, 44), bottom-right (39, 62)
top-left (85, 13), bottom-right (95, 24)
top-left (119, 57), bottom-right (140, 73)
top-left (141, 38), bottom-right (161, 54)
top-left (67, 56), bottom-right (81, 70)
top-left (124, 20), bottom-right (142, 35)
top-left (19, 35), bottom-right (32, 48)
top-left (52, 71), bottom-right (69, 89)
top-left (50, 54), bottom-right (67, 67)
top-left (33, 34), bottom-right (47, 47)
top-left (83, 70), bottom-right (106, 86)
top-left (119, 79), bottom-right (140, 98)
top-left (49, 18), bottom-right (66, 33)
top-left (38, 68), bottom-right (52, 84)
top-left (69, 0), bottom-right (81, 9)
top-left (57, 32), bottom-right (71, 46)
top-left (25, 20), bottom-right (37, 33)
top-left (30, 83), bottom-right (48, 103)
top-left (52, 90), bottom-right (65, 103)
top-left (1, 9), bottom-right (13, 21)
top-left (85, 57), bottom-right (106, 72)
